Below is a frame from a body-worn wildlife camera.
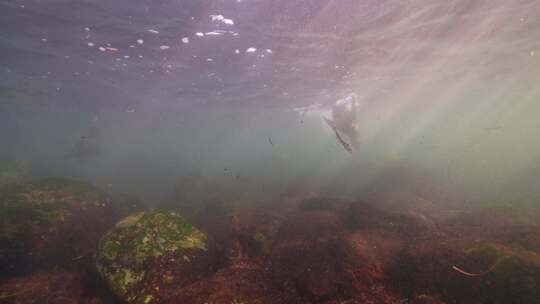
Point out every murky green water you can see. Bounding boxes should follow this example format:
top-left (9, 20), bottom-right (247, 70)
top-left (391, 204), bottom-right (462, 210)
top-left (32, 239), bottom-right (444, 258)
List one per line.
top-left (1, 1), bottom-right (539, 303)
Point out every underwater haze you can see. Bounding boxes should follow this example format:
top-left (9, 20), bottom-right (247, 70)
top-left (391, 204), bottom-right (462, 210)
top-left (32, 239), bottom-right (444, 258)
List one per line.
top-left (1, 1), bottom-right (540, 304)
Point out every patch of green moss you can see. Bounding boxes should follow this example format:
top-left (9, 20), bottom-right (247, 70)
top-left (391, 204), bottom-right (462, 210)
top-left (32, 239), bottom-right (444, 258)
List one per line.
top-left (96, 209), bottom-right (208, 302)
top-left (476, 201), bottom-right (536, 221)
top-left (465, 243), bottom-right (540, 268)
top-left (0, 160), bottom-right (31, 187)
top-left (0, 178), bottom-right (104, 240)
top-left (465, 243), bottom-right (540, 301)
top-left (253, 231), bottom-right (266, 243)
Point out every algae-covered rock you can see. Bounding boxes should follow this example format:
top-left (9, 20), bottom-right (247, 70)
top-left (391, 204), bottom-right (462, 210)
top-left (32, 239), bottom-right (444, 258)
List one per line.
top-left (462, 243), bottom-right (540, 304)
top-left (0, 178), bottom-right (117, 277)
top-left (96, 209), bottom-right (216, 304)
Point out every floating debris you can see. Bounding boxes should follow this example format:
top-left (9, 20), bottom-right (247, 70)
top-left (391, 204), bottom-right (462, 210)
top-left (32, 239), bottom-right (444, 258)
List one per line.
top-left (148, 29), bottom-right (159, 34)
top-left (84, 27), bottom-right (90, 31)
top-left (98, 46), bottom-right (106, 52)
top-left (87, 42), bottom-right (94, 47)
top-left (160, 45), bottom-right (170, 50)
top-left (137, 39), bottom-right (144, 44)
top-left (195, 32), bottom-right (204, 37)
top-left (182, 37), bottom-right (189, 44)
top-left (235, 49), bottom-right (240, 54)
top-left (246, 47), bottom-right (257, 53)
top-left (265, 49), bottom-right (273, 54)
top-left (105, 47), bottom-right (119, 52)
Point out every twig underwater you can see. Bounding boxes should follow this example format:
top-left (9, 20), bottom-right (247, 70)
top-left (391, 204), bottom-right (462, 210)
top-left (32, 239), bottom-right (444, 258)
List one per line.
top-left (452, 256), bottom-right (505, 277)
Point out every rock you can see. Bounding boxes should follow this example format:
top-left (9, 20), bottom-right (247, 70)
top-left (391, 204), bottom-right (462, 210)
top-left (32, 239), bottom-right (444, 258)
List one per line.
top-left (96, 209), bottom-right (217, 303)
top-left (0, 270), bottom-right (104, 304)
top-left (0, 178), bottom-right (118, 277)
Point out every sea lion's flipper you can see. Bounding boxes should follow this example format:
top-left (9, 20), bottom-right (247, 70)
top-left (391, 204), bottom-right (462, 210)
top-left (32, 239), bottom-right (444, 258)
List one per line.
top-left (323, 117), bottom-right (353, 153)
top-left (323, 117), bottom-right (336, 129)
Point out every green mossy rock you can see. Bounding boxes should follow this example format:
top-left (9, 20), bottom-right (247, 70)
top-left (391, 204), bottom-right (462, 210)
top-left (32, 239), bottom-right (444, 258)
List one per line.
top-left (96, 209), bottom-right (210, 303)
top-left (0, 178), bottom-right (116, 276)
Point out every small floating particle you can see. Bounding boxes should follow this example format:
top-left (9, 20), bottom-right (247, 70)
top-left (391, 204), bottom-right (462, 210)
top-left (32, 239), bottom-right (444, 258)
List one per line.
top-left (195, 32), bottom-right (204, 37)
top-left (181, 37), bottom-right (189, 44)
top-left (265, 49), bottom-right (273, 54)
top-left (206, 58), bottom-right (214, 62)
top-left (87, 42), bottom-right (95, 47)
top-left (148, 29), bottom-right (159, 34)
top-left (129, 45), bottom-right (135, 48)
top-left (105, 47), bottom-right (119, 51)
top-left (160, 45), bottom-right (170, 50)
top-left (99, 46), bottom-right (106, 52)
top-left (531, 51), bottom-right (535, 57)
top-left (235, 49), bottom-right (240, 54)
top-left (41, 38), bottom-right (47, 42)
top-left (84, 27), bottom-right (90, 31)
top-left (138, 55), bottom-right (143, 58)
top-left (124, 55), bottom-right (130, 59)
top-left (246, 47), bottom-right (257, 53)
top-left (137, 39), bottom-right (144, 44)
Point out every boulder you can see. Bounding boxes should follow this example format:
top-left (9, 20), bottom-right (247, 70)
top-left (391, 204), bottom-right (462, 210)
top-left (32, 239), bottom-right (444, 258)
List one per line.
top-left (96, 209), bottom-right (217, 303)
